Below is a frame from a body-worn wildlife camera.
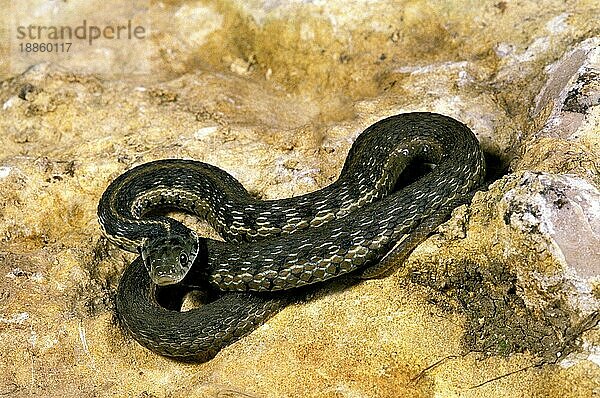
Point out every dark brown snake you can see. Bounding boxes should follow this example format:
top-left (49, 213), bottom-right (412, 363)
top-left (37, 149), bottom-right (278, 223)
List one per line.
top-left (98, 112), bottom-right (485, 359)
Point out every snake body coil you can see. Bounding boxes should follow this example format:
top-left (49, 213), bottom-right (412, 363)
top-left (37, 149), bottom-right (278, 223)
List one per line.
top-left (99, 112), bottom-right (485, 359)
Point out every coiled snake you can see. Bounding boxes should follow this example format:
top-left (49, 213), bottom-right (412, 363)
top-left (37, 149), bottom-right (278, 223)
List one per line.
top-left (98, 112), bottom-right (485, 359)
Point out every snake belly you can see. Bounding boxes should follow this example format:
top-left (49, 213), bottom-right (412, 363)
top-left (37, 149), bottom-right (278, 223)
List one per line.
top-left (102, 112), bottom-right (486, 359)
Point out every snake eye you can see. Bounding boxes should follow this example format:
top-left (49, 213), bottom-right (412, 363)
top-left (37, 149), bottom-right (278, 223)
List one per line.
top-left (179, 252), bottom-right (188, 266)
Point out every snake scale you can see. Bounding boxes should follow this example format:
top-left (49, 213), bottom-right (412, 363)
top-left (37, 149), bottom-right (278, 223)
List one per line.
top-left (98, 112), bottom-right (486, 359)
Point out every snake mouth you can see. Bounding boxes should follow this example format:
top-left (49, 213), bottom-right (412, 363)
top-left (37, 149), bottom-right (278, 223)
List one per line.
top-left (149, 265), bottom-right (185, 286)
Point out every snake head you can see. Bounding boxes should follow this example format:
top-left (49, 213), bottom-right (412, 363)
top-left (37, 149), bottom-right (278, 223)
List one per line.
top-left (140, 231), bottom-right (200, 286)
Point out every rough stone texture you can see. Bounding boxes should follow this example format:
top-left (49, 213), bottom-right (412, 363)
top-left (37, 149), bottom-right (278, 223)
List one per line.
top-left (1, 1), bottom-right (599, 397)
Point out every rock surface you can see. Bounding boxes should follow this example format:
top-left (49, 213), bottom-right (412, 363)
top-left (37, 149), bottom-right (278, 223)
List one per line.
top-left (1, 1), bottom-right (599, 397)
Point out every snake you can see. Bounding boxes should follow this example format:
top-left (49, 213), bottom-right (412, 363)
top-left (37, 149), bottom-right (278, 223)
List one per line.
top-left (98, 112), bottom-right (486, 360)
